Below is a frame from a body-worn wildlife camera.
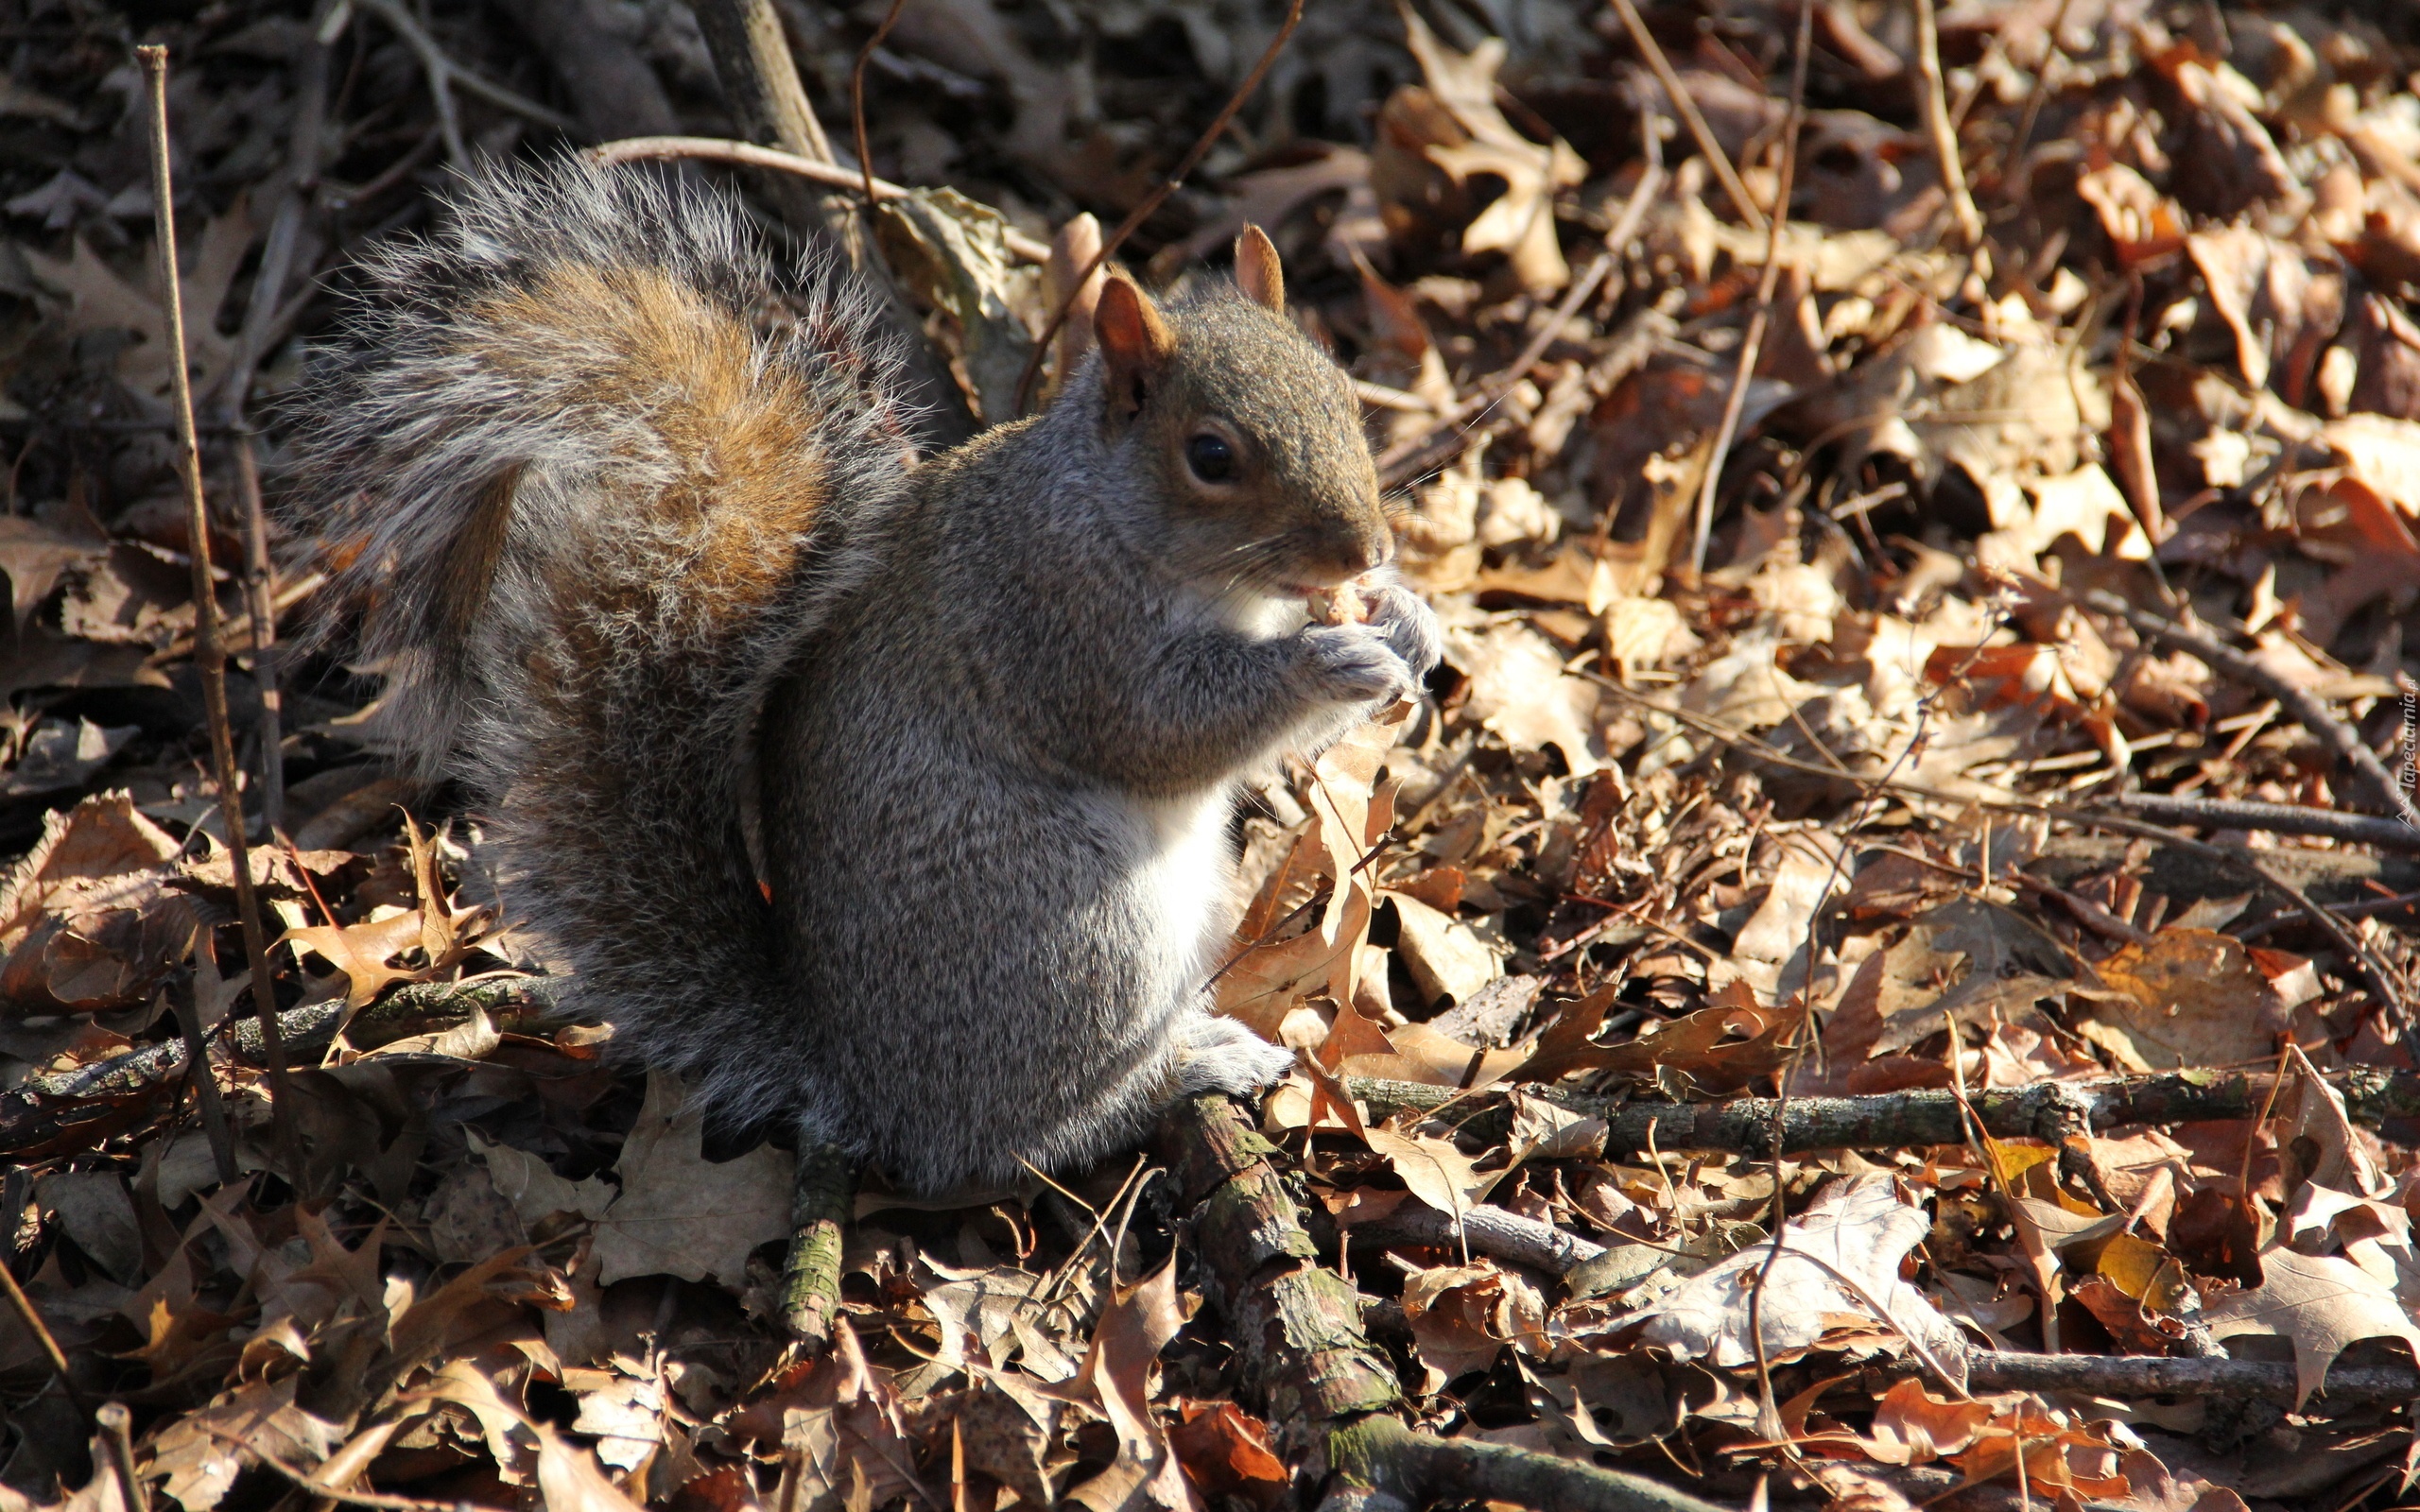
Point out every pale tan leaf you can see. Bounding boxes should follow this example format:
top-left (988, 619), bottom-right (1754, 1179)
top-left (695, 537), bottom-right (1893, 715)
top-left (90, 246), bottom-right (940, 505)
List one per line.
top-left (591, 1073), bottom-right (793, 1287)
top-left (2202, 1246), bottom-right (2420, 1407)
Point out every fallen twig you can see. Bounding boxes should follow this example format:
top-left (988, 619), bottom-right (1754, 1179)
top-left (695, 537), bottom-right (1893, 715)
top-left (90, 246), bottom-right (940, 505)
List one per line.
top-left (1164, 1094), bottom-right (1725, 1512)
top-left (588, 136), bottom-right (1050, 261)
top-left (1912, 0), bottom-right (1984, 247)
top-left (98, 1402), bottom-right (147, 1512)
top-left (1604, 0), bottom-right (1764, 233)
top-left (1345, 1066), bottom-right (2420, 1155)
top-left (2083, 589), bottom-right (2420, 829)
top-left (2105, 792), bottom-right (2420, 853)
top-left (231, 434), bottom-right (284, 833)
top-left (139, 44), bottom-right (302, 1188)
top-left (1959, 1348), bottom-right (2420, 1406)
top-left (170, 964), bottom-right (240, 1186)
top-left (0, 1241), bottom-right (90, 1419)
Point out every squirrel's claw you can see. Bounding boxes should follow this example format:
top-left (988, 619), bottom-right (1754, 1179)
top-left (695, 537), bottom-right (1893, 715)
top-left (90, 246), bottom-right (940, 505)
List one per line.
top-left (1363, 584), bottom-right (1443, 683)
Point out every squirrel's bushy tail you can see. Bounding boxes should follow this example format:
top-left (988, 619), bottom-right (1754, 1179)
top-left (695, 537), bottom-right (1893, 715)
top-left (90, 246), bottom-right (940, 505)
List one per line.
top-left (285, 159), bottom-right (911, 1081)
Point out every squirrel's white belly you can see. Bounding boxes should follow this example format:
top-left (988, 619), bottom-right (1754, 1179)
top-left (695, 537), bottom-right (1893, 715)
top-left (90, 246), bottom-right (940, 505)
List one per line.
top-left (1111, 787), bottom-right (1237, 1008)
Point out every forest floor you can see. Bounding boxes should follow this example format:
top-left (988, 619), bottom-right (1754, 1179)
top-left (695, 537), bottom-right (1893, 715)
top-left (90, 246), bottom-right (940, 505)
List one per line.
top-left (3, 1), bottom-right (2420, 1509)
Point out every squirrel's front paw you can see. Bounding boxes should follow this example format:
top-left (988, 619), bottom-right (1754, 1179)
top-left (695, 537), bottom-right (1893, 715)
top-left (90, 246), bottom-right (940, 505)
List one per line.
top-left (1297, 623), bottom-right (1414, 704)
top-left (1362, 584), bottom-right (1443, 682)
top-left (1176, 1015), bottom-right (1295, 1097)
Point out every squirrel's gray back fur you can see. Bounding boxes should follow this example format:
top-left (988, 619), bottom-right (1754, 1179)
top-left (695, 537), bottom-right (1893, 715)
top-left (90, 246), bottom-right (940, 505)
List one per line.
top-left (286, 158), bottom-right (1438, 1192)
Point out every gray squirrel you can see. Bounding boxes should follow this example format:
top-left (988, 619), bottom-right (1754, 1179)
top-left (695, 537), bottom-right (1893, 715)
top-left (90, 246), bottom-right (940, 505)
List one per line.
top-left (285, 160), bottom-right (1441, 1192)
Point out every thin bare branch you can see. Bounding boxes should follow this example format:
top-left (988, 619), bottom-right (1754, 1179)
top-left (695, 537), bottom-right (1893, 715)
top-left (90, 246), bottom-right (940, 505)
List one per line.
top-left (137, 43), bottom-right (304, 1189)
top-left (588, 136), bottom-right (1050, 262)
top-left (1011, 0), bottom-right (1306, 416)
top-left (1605, 0), bottom-right (1765, 233)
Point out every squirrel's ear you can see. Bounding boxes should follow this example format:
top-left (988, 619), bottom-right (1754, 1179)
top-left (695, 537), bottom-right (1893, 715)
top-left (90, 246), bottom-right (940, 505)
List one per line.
top-left (1234, 225), bottom-right (1285, 313)
top-left (1094, 275), bottom-right (1174, 417)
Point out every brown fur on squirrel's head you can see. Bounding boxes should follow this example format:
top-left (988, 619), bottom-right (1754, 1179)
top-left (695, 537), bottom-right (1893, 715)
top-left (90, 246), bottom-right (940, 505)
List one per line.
top-left (1091, 227), bottom-right (1389, 599)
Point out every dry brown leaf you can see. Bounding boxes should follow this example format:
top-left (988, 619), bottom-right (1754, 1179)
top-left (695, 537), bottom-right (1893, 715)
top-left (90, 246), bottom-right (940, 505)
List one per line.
top-left (279, 909), bottom-right (424, 1010)
top-left (1395, 8), bottom-right (1584, 293)
top-left (1064, 1260), bottom-right (1200, 1512)
top-left (0, 790), bottom-right (181, 950)
top-left (1397, 1259), bottom-right (1546, 1390)
top-left (2201, 1245), bottom-right (2420, 1407)
top-left (590, 1073), bottom-right (792, 1288)
top-left (1365, 1126), bottom-right (1506, 1222)
top-left (1445, 621), bottom-right (1601, 775)
top-left (2072, 929), bottom-right (2294, 1073)
top-left (147, 1377), bottom-right (341, 1512)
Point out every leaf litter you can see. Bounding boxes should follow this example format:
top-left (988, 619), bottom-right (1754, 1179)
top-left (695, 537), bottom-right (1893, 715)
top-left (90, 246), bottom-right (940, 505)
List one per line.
top-left (4, 0), bottom-right (2420, 1510)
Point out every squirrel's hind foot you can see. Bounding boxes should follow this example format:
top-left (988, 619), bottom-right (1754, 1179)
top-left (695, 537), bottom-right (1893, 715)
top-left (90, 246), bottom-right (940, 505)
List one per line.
top-left (1175, 1014), bottom-right (1295, 1096)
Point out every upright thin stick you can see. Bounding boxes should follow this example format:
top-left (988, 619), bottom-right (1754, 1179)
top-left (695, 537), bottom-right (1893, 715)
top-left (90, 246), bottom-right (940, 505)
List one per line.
top-left (852, 0), bottom-right (910, 205)
top-left (231, 434), bottom-right (284, 833)
top-left (138, 45), bottom-right (304, 1189)
top-left (0, 1249), bottom-right (91, 1419)
top-left (98, 1402), bottom-right (148, 1512)
top-left (1912, 0), bottom-right (1984, 247)
top-left (1606, 0), bottom-right (1765, 234)
top-left (1011, 0), bottom-right (1305, 414)
top-left (1687, 0), bottom-right (1812, 576)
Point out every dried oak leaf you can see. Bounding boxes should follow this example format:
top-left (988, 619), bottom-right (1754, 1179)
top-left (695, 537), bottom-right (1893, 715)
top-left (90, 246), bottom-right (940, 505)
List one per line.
top-left (1613, 1174), bottom-right (1963, 1371)
top-left (2071, 929), bottom-right (2293, 1073)
top-left (1444, 621), bottom-right (1602, 776)
top-left (1064, 1261), bottom-right (1201, 1512)
top-left (1167, 1401), bottom-right (1288, 1510)
top-left (591, 1073), bottom-right (792, 1288)
top-left (2201, 1245), bottom-right (2420, 1406)
top-left (1394, 7), bottom-right (1584, 294)
top-left (147, 1377), bottom-right (341, 1512)
top-left (1407, 1260), bottom-right (1547, 1391)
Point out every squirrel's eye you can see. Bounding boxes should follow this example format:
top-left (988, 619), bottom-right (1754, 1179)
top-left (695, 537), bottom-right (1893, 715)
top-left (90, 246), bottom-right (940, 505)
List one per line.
top-left (1185, 432), bottom-right (1237, 484)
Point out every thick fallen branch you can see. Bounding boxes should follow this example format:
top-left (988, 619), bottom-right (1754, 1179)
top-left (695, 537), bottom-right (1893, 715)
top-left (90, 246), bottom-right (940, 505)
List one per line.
top-left (1163, 1094), bottom-right (1729, 1512)
top-left (1345, 1067), bottom-right (2420, 1156)
top-left (0, 979), bottom-right (556, 1157)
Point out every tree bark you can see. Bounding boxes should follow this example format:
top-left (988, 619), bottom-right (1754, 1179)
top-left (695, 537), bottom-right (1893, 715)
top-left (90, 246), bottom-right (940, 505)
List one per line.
top-left (1163, 1094), bottom-right (1733, 1511)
